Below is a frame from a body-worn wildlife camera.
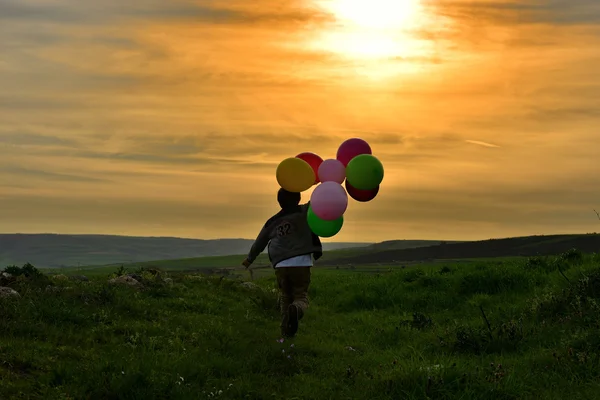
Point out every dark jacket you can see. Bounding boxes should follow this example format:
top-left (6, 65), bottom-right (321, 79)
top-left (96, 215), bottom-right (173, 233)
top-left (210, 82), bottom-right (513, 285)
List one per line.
top-left (247, 203), bottom-right (323, 267)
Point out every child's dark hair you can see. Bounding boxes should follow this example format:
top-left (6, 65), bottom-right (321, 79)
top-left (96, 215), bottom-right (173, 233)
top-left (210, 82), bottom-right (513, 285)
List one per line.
top-left (277, 188), bottom-right (301, 209)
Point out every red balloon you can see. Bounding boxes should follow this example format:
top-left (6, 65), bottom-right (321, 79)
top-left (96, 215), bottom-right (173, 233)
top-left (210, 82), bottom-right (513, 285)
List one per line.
top-left (345, 180), bottom-right (379, 202)
top-left (296, 152), bottom-right (323, 184)
top-left (336, 138), bottom-right (372, 167)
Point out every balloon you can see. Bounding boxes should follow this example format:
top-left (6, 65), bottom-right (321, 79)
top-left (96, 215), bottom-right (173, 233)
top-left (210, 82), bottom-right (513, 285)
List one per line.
top-left (276, 157), bottom-right (315, 193)
top-left (318, 159), bottom-right (346, 184)
top-left (345, 180), bottom-right (379, 202)
top-left (345, 154), bottom-right (384, 191)
top-left (296, 152), bottom-right (323, 184)
top-left (307, 206), bottom-right (343, 238)
top-left (336, 138), bottom-right (372, 167)
top-left (310, 181), bottom-right (348, 221)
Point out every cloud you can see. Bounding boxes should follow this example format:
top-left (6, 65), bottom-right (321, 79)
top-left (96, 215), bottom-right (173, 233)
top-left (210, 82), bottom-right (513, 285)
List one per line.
top-left (0, 1), bottom-right (235, 24)
top-left (465, 140), bottom-right (500, 148)
top-left (434, 0), bottom-right (600, 26)
top-left (0, 0), bottom-right (330, 27)
top-left (0, 165), bottom-right (110, 183)
top-left (0, 132), bottom-right (78, 147)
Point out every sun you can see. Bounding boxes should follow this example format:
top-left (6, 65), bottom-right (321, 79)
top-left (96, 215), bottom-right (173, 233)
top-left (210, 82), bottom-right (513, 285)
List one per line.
top-left (310, 0), bottom-right (428, 65)
top-left (322, 0), bottom-right (421, 30)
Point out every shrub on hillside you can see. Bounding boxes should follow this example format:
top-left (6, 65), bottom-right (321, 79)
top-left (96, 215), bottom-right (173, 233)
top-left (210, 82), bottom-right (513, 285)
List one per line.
top-left (3, 263), bottom-right (44, 279)
top-left (2, 263), bottom-right (50, 290)
top-left (528, 268), bottom-right (600, 322)
top-left (524, 256), bottom-right (552, 272)
top-left (560, 248), bottom-right (584, 265)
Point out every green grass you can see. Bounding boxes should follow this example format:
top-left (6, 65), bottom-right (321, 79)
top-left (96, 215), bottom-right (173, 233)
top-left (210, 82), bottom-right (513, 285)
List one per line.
top-left (2, 250), bottom-right (600, 399)
top-left (42, 253), bottom-right (272, 277)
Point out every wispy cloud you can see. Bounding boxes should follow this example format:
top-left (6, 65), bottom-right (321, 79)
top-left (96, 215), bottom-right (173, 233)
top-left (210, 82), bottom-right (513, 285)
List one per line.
top-left (1, 165), bottom-right (111, 183)
top-left (465, 140), bottom-right (500, 148)
top-left (435, 0), bottom-right (600, 26)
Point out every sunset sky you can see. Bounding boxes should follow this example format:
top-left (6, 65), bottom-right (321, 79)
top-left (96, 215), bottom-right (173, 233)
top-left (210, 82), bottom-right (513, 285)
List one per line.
top-left (1, 0), bottom-right (599, 243)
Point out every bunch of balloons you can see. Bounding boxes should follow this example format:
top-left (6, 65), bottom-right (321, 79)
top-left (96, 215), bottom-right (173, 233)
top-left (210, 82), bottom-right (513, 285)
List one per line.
top-left (275, 138), bottom-right (384, 238)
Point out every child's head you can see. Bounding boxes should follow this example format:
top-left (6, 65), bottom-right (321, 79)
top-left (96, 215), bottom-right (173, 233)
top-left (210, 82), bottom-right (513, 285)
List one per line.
top-left (277, 188), bottom-right (301, 209)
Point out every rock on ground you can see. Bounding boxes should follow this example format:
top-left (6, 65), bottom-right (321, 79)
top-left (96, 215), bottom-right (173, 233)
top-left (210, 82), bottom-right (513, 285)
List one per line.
top-left (45, 285), bottom-right (73, 293)
top-left (69, 275), bottom-right (89, 282)
top-left (52, 274), bottom-right (69, 281)
top-left (108, 275), bottom-right (144, 289)
top-left (126, 273), bottom-right (144, 282)
top-left (0, 287), bottom-right (20, 298)
top-left (240, 282), bottom-right (261, 290)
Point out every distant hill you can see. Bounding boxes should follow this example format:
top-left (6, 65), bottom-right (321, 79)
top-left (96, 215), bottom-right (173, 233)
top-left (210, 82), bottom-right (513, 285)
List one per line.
top-left (319, 234), bottom-right (600, 266)
top-left (0, 234), bottom-right (371, 268)
top-left (362, 240), bottom-right (463, 251)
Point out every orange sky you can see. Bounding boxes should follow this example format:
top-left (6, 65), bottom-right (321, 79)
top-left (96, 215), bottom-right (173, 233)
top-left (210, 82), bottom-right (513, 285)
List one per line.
top-left (1, 0), bottom-right (599, 242)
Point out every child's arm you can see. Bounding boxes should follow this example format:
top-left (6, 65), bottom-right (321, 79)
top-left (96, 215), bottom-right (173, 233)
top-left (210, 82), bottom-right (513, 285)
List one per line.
top-left (312, 232), bottom-right (323, 260)
top-left (245, 223), bottom-right (272, 265)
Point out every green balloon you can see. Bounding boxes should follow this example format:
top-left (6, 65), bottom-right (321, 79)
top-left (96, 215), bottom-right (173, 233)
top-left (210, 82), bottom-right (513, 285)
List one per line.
top-left (345, 154), bottom-right (384, 191)
top-left (307, 206), bottom-right (343, 238)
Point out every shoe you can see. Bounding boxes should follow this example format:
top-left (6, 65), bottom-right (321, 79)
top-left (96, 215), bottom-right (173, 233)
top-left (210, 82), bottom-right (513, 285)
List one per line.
top-left (287, 304), bottom-right (299, 337)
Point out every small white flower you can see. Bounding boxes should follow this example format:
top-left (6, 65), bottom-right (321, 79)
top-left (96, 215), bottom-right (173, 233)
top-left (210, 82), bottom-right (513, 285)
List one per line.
top-left (121, 371), bottom-right (125, 375)
top-left (218, 390), bottom-right (223, 395)
top-left (282, 349), bottom-right (285, 353)
top-left (290, 344), bottom-right (295, 348)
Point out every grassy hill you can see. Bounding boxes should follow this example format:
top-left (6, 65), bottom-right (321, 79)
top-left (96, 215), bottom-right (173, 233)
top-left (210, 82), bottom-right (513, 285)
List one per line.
top-left (363, 240), bottom-right (463, 251)
top-left (42, 241), bottom-right (466, 278)
top-left (320, 233), bottom-right (600, 266)
top-left (52, 234), bottom-right (599, 279)
top-left (1, 251), bottom-right (600, 399)
top-left (0, 234), bottom-right (372, 268)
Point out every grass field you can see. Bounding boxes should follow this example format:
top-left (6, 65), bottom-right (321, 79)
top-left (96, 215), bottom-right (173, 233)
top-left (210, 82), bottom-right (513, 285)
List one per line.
top-left (41, 253), bottom-right (272, 277)
top-left (2, 250), bottom-right (600, 399)
top-left (38, 244), bottom-right (379, 277)
top-left (41, 253), bottom-right (526, 281)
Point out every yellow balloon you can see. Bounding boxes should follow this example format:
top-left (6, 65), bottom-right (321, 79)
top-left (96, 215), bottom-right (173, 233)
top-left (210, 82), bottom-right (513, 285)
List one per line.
top-left (276, 157), bottom-right (315, 192)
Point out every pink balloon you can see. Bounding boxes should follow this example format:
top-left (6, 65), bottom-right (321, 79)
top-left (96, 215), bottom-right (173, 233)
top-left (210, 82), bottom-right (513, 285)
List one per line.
top-left (310, 181), bottom-right (348, 221)
top-left (318, 159), bottom-right (346, 184)
top-left (336, 138), bottom-right (372, 167)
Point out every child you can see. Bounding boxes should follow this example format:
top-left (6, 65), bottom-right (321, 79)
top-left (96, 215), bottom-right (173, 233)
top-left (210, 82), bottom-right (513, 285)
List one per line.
top-left (242, 188), bottom-right (323, 337)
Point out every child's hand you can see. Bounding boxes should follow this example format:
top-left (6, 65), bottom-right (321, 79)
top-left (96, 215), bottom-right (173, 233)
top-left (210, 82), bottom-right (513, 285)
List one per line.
top-left (242, 259), bottom-right (251, 268)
